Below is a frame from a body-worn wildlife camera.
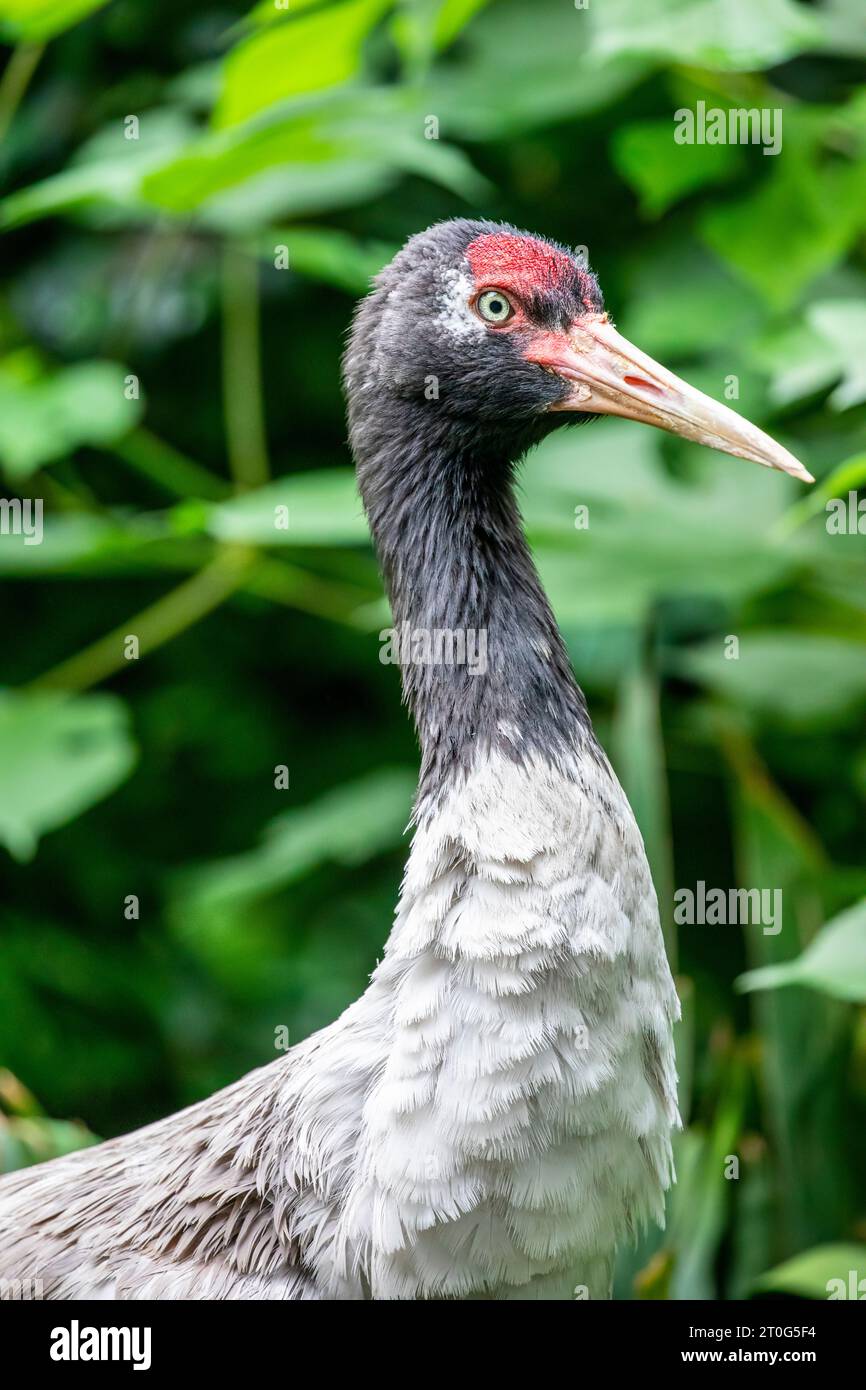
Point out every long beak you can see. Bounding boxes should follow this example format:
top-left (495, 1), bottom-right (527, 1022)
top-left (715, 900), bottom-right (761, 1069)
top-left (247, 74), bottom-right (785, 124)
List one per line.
top-left (530, 314), bottom-right (813, 483)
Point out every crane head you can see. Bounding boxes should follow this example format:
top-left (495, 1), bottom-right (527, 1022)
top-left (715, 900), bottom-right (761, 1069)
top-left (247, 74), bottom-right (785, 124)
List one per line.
top-left (346, 219), bottom-right (813, 484)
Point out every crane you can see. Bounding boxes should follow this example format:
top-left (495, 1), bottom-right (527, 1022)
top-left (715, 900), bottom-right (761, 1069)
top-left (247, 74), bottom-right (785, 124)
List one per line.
top-left (0, 221), bottom-right (811, 1300)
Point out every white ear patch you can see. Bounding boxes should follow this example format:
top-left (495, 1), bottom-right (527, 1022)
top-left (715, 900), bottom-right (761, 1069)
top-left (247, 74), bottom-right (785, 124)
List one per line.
top-left (437, 265), bottom-right (484, 340)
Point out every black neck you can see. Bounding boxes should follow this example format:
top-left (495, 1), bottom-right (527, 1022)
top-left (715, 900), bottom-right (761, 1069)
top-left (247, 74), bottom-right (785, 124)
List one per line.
top-left (356, 406), bottom-right (595, 796)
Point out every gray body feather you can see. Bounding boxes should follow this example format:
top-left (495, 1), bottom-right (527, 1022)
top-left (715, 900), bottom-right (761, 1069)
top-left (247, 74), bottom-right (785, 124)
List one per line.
top-left (0, 746), bottom-right (678, 1300)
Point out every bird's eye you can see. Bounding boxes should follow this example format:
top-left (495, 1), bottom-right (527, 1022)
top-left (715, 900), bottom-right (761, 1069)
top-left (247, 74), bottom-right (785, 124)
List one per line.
top-left (476, 289), bottom-right (513, 324)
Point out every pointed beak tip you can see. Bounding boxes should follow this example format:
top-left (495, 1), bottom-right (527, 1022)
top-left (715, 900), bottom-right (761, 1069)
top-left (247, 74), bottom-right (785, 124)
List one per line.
top-left (543, 317), bottom-right (816, 488)
top-left (770, 450), bottom-right (814, 485)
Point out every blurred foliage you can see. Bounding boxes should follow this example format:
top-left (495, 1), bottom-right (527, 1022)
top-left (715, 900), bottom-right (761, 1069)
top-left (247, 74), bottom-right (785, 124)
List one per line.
top-left (0, 0), bottom-right (864, 1300)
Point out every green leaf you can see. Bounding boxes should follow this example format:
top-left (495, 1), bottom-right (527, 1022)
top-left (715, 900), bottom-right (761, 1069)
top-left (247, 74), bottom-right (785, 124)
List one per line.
top-left (754, 319), bottom-right (847, 411)
top-left (195, 160), bottom-right (398, 231)
top-left (0, 357), bottom-right (142, 480)
top-left (755, 1244), bottom-right (866, 1298)
top-left (0, 690), bottom-right (137, 861)
top-left (216, 0), bottom-right (393, 129)
top-left (421, 0), bottom-right (645, 140)
top-left (807, 301), bottom-right (866, 410)
top-left (815, 0), bottom-right (866, 57)
top-left (206, 470), bottom-right (368, 547)
top-left (674, 632), bottom-right (866, 725)
top-left (619, 243), bottom-right (760, 358)
top-left (390, 0), bottom-right (492, 69)
top-left (700, 160), bottom-right (850, 310)
top-left (587, 0), bottom-right (821, 71)
top-left (253, 226), bottom-right (395, 294)
top-left (738, 898), bottom-right (866, 1002)
top-left (524, 423), bottom-right (801, 626)
top-left (431, 0), bottom-right (492, 48)
top-left (140, 88), bottom-right (486, 216)
top-left (0, 109), bottom-right (196, 231)
top-left (612, 118), bottom-right (743, 217)
top-left (0, 0), bottom-right (109, 42)
top-left (756, 298), bottom-right (866, 411)
top-left (699, 104), bottom-right (866, 309)
top-left (0, 512), bottom-right (172, 575)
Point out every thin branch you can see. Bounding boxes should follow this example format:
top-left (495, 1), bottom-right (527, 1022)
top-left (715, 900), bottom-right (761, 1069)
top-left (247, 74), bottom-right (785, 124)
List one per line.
top-left (114, 427), bottom-right (230, 501)
top-left (29, 547), bottom-right (255, 693)
top-left (221, 242), bottom-right (270, 494)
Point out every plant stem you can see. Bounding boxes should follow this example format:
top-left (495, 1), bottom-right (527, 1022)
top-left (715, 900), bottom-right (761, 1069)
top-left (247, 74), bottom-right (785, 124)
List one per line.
top-left (114, 427), bottom-right (229, 501)
top-left (30, 547), bottom-right (255, 693)
top-left (0, 43), bottom-right (44, 149)
top-left (221, 242), bottom-right (270, 494)
top-left (249, 556), bottom-right (379, 625)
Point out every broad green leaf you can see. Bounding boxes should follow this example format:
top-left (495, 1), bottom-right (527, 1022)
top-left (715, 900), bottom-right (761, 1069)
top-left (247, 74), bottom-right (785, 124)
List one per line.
top-left (700, 161), bottom-right (851, 310)
top-left (815, 0), bottom-right (866, 57)
top-left (197, 160), bottom-right (397, 231)
top-left (0, 357), bottom-right (142, 480)
top-left (738, 898), bottom-right (866, 1002)
top-left (391, 0), bottom-right (492, 69)
top-left (140, 88), bottom-right (486, 215)
top-left (206, 470), bottom-right (368, 547)
top-left (216, 0), bottom-right (392, 129)
top-left (0, 690), bottom-right (137, 861)
top-left (587, 0), bottom-right (821, 71)
top-left (421, 0), bottom-right (644, 140)
top-left (253, 226), bottom-right (394, 294)
top-left (0, 0), bottom-right (109, 42)
top-left (700, 105), bottom-right (866, 308)
top-left (755, 1244), bottom-right (866, 1298)
top-left (0, 513), bottom-right (173, 575)
top-left (674, 632), bottom-right (866, 725)
top-left (754, 320), bottom-right (845, 410)
top-left (0, 109), bottom-right (196, 231)
top-left (807, 301), bottom-right (866, 410)
top-left (524, 423), bottom-right (801, 626)
top-left (618, 244), bottom-right (760, 358)
top-left (432, 0), bottom-right (492, 48)
top-left (612, 118), bottom-right (743, 217)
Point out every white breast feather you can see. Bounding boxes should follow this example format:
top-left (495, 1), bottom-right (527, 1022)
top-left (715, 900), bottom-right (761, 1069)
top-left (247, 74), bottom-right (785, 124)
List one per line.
top-left (0, 747), bottom-right (678, 1301)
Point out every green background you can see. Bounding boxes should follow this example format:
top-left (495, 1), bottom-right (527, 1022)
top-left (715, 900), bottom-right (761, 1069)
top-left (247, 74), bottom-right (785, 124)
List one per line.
top-left (0, 0), bottom-right (865, 1300)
